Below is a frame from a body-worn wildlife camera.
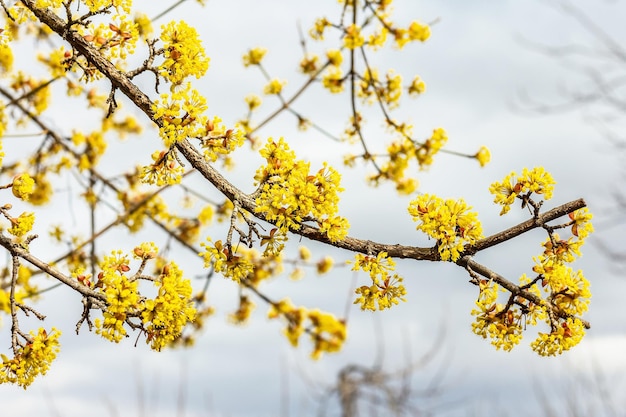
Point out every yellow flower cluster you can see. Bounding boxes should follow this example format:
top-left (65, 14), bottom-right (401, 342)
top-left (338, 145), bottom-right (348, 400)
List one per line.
top-left (200, 239), bottom-right (254, 283)
top-left (531, 318), bottom-right (586, 356)
top-left (245, 94), bottom-right (262, 111)
top-left (358, 69), bottom-right (403, 109)
top-left (475, 146), bottom-right (491, 167)
top-left (408, 194), bottom-right (483, 261)
top-left (369, 136), bottom-right (417, 195)
top-left (71, 130), bottom-right (107, 171)
top-left (489, 167), bottom-right (555, 215)
top-left (408, 75), bottom-right (426, 96)
top-left (343, 24), bottom-right (365, 49)
top-left (242, 47), bottom-right (267, 67)
top-left (93, 246), bottom-right (196, 349)
top-left (528, 214), bottom-right (592, 356)
top-left (80, 15), bottom-right (139, 61)
top-left (263, 78), bottom-right (286, 95)
top-left (0, 266), bottom-right (38, 314)
top-left (268, 298), bottom-right (346, 359)
top-left (34, 0), bottom-right (64, 9)
top-left (10, 72), bottom-right (51, 116)
top-left (140, 150), bottom-right (184, 186)
top-left (351, 252), bottom-right (407, 311)
top-left (37, 46), bottom-right (69, 78)
top-left (228, 295), bottom-right (256, 325)
top-left (11, 173), bottom-right (35, 201)
top-left (152, 82), bottom-right (208, 148)
top-left (134, 12), bottom-right (153, 39)
top-left (471, 283), bottom-right (523, 351)
top-left (253, 138), bottom-right (349, 242)
top-left (309, 17), bottom-right (331, 40)
top-left (569, 208), bottom-right (594, 239)
top-left (83, 0), bottom-right (131, 14)
top-left (119, 192), bottom-right (168, 233)
top-left (416, 127), bottom-right (448, 167)
top-left (8, 212), bottom-right (35, 238)
top-left (141, 262), bottom-right (196, 351)
top-left (367, 127), bottom-right (445, 191)
top-left (0, 328), bottom-right (61, 389)
top-left (159, 20), bottom-right (209, 85)
top-left (320, 49), bottom-right (344, 94)
top-left (200, 116), bottom-right (246, 163)
top-left (393, 21), bottom-right (431, 48)
top-left (472, 167), bottom-right (593, 356)
top-left (95, 252), bottom-right (139, 343)
top-left (200, 239), bottom-right (284, 285)
top-left (299, 53), bottom-right (320, 75)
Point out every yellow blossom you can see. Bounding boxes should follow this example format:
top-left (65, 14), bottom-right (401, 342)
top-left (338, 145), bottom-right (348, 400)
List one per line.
top-left (8, 212), bottom-right (35, 237)
top-left (408, 75), bottom-right (426, 96)
top-left (407, 21), bottom-right (431, 42)
top-left (316, 256), bottom-right (334, 274)
top-left (159, 20), bottom-right (209, 84)
top-left (11, 173), bottom-right (35, 201)
top-left (326, 49), bottom-right (343, 66)
top-left (245, 94), bottom-right (262, 111)
top-left (298, 246), bottom-right (312, 261)
top-left (0, 328), bottom-right (61, 388)
top-left (475, 146), bottom-right (491, 167)
top-left (343, 24), bottom-right (364, 49)
top-left (242, 47), bottom-right (267, 67)
top-left (408, 194), bottom-right (483, 261)
top-left (263, 78), bottom-right (286, 95)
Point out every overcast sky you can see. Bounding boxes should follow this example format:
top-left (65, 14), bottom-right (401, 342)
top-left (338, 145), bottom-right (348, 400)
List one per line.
top-left (1, 1), bottom-right (626, 416)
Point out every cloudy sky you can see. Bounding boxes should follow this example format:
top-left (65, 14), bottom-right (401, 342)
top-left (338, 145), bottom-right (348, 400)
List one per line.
top-left (1, 0), bottom-right (626, 416)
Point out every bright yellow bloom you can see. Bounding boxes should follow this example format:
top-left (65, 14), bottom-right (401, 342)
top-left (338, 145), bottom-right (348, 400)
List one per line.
top-left (141, 262), bottom-right (196, 350)
top-left (245, 94), bottom-right (262, 111)
top-left (326, 49), bottom-right (343, 66)
top-left (408, 75), bottom-right (426, 96)
top-left (152, 82), bottom-right (208, 148)
top-left (316, 256), bottom-right (334, 274)
top-left (200, 116), bottom-right (246, 162)
top-left (83, 0), bottom-right (131, 13)
top-left (531, 318), bottom-right (585, 356)
top-left (569, 208), bottom-right (593, 239)
top-left (12, 173), bottom-right (35, 201)
top-left (368, 28), bottom-right (388, 49)
top-left (416, 128), bottom-right (447, 168)
top-left (0, 328), bottom-right (61, 388)
top-left (322, 66), bottom-right (344, 93)
top-left (263, 78), bottom-right (286, 95)
top-left (407, 21), bottom-right (431, 42)
top-left (0, 44), bottom-right (13, 73)
top-left (242, 47), bottom-right (267, 67)
top-left (134, 12), bottom-right (153, 39)
top-left (299, 53), bottom-right (319, 74)
top-left (298, 246), bottom-right (312, 261)
top-left (198, 205), bottom-right (214, 225)
top-left (408, 194), bottom-right (483, 261)
top-left (351, 252), bottom-right (407, 311)
top-left (343, 24), bottom-right (365, 49)
top-left (8, 212), bottom-right (35, 237)
top-left (228, 295), bottom-right (255, 325)
top-left (310, 18), bottom-right (330, 40)
top-left (253, 138), bottom-right (348, 240)
top-left (475, 146), bottom-right (491, 167)
top-left (489, 167), bottom-right (555, 215)
top-left (27, 173), bottom-right (52, 205)
top-left (159, 20), bottom-right (209, 84)
top-left (141, 150), bottom-right (184, 186)
top-left (307, 310), bottom-right (346, 359)
top-left (471, 283), bottom-right (523, 351)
